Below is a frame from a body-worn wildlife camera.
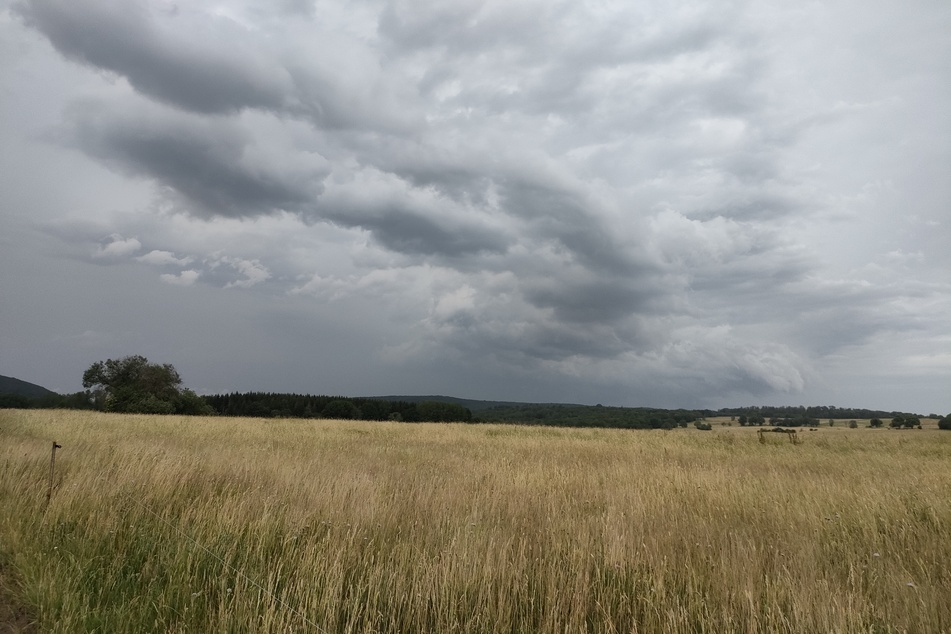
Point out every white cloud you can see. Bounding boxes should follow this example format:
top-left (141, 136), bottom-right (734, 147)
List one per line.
top-left (137, 249), bottom-right (194, 267)
top-left (159, 269), bottom-right (200, 286)
top-left (220, 257), bottom-right (271, 288)
top-left (93, 233), bottom-right (141, 259)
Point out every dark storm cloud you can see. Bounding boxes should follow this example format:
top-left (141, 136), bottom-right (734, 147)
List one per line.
top-left (62, 100), bottom-right (328, 218)
top-left (491, 323), bottom-right (635, 363)
top-left (522, 276), bottom-right (659, 325)
top-left (55, 91), bottom-right (515, 256)
top-left (427, 301), bottom-right (646, 364)
top-left (15, 0), bottom-right (416, 132)
top-left (16, 0), bottom-right (291, 114)
top-left (323, 205), bottom-right (510, 258)
top-left (376, 151), bottom-right (653, 277)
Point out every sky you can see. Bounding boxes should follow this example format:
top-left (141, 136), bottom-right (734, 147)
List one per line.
top-left (1, 0), bottom-right (949, 414)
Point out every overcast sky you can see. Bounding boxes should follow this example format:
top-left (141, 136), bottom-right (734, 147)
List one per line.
top-left (1, 0), bottom-right (949, 414)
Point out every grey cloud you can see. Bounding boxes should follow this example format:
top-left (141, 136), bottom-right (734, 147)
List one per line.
top-left (17, 0), bottom-right (291, 114)
top-left (500, 323), bottom-right (635, 363)
top-left (61, 98), bottom-right (509, 257)
top-left (380, 0), bottom-right (756, 127)
top-left (782, 279), bottom-right (946, 356)
top-left (92, 234), bottom-right (141, 259)
top-left (137, 250), bottom-right (193, 267)
top-left (432, 311), bottom-right (642, 364)
top-left (378, 0), bottom-right (556, 57)
top-left (17, 0), bottom-right (416, 132)
top-left (387, 163), bottom-right (494, 208)
top-left (332, 208), bottom-right (509, 258)
top-left (276, 0), bottom-right (317, 18)
top-left (5, 0), bottom-right (948, 412)
top-left (496, 179), bottom-right (646, 276)
top-left (379, 0), bottom-right (732, 69)
top-left (421, 289), bottom-right (809, 395)
top-left (522, 276), bottom-right (661, 325)
top-left (359, 147), bottom-right (640, 276)
top-left (670, 343), bottom-right (808, 396)
top-left (63, 100), bottom-right (328, 218)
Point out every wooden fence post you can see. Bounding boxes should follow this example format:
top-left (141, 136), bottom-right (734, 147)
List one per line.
top-left (46, 441), bottom-right (62, 506)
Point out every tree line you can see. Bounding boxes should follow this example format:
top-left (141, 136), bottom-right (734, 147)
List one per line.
top-left (714, 405), bottom-right (922, 421)
top-left (202, 392), bottom-right (472, 422)
top-left (2, 356), bottom-right (949, 430)
top-left (472, 403), bottom-right (702, 429)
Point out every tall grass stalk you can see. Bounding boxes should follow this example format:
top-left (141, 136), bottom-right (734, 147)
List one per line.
top-left (1, 410), bottom-right (949, 632)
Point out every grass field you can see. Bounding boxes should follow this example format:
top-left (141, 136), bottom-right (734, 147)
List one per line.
top-left (1, 409), bottom-right (950, 633)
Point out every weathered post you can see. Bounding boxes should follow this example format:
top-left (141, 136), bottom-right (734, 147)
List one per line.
top-left (46, 441), bottom-right (62, 506)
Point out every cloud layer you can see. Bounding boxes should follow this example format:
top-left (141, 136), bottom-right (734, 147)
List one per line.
top-left (1, 0), bottom-right (949, 412)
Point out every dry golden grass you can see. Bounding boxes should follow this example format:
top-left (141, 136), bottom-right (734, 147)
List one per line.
top-left (1, 409), bottom-right (950, 633)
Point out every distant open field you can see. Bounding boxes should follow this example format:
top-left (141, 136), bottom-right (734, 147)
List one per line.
top-left (2, 409), bottom-right (949, 633)
top-left (702, 416), bottom-right (943, 430)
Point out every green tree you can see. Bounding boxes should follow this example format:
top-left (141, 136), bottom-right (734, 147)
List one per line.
top-left (939, 415), bottom-right (951, 431)
top-left (869, 418), bottom-right (883, 428)
top-left (82, 355), bottom-right (211, 415)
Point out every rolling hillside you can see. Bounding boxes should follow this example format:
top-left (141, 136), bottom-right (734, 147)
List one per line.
top-left (0, 375), bottom-right (56, 399)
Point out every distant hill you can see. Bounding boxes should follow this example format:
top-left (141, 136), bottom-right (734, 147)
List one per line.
top-left (365, 395), bottom-right (582, 412)
top-left (0, 375), bottom-right (57, 399)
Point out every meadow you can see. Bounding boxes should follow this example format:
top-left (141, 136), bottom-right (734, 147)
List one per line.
top-left (1, 409), bottom-right (949, 633)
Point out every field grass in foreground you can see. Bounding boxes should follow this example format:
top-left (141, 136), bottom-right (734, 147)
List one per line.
top-left (1, 410), bottom-right (949, 633)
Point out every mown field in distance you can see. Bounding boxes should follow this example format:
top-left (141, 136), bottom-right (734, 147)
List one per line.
top-left (1, 409), bottom-right (949, 633)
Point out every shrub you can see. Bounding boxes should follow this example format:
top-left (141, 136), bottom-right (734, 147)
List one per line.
top-left (939, 417), bottom-right (951, 431)
top-left (848, 420), bottom-right (858, 429)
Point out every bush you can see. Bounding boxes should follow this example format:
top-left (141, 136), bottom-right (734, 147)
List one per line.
top-left (848, 420), bottom-right (858, 429)
top-left (939, 417), bottom-right (951, 431)
top-left (694, 421), bottom-right (712, 431)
